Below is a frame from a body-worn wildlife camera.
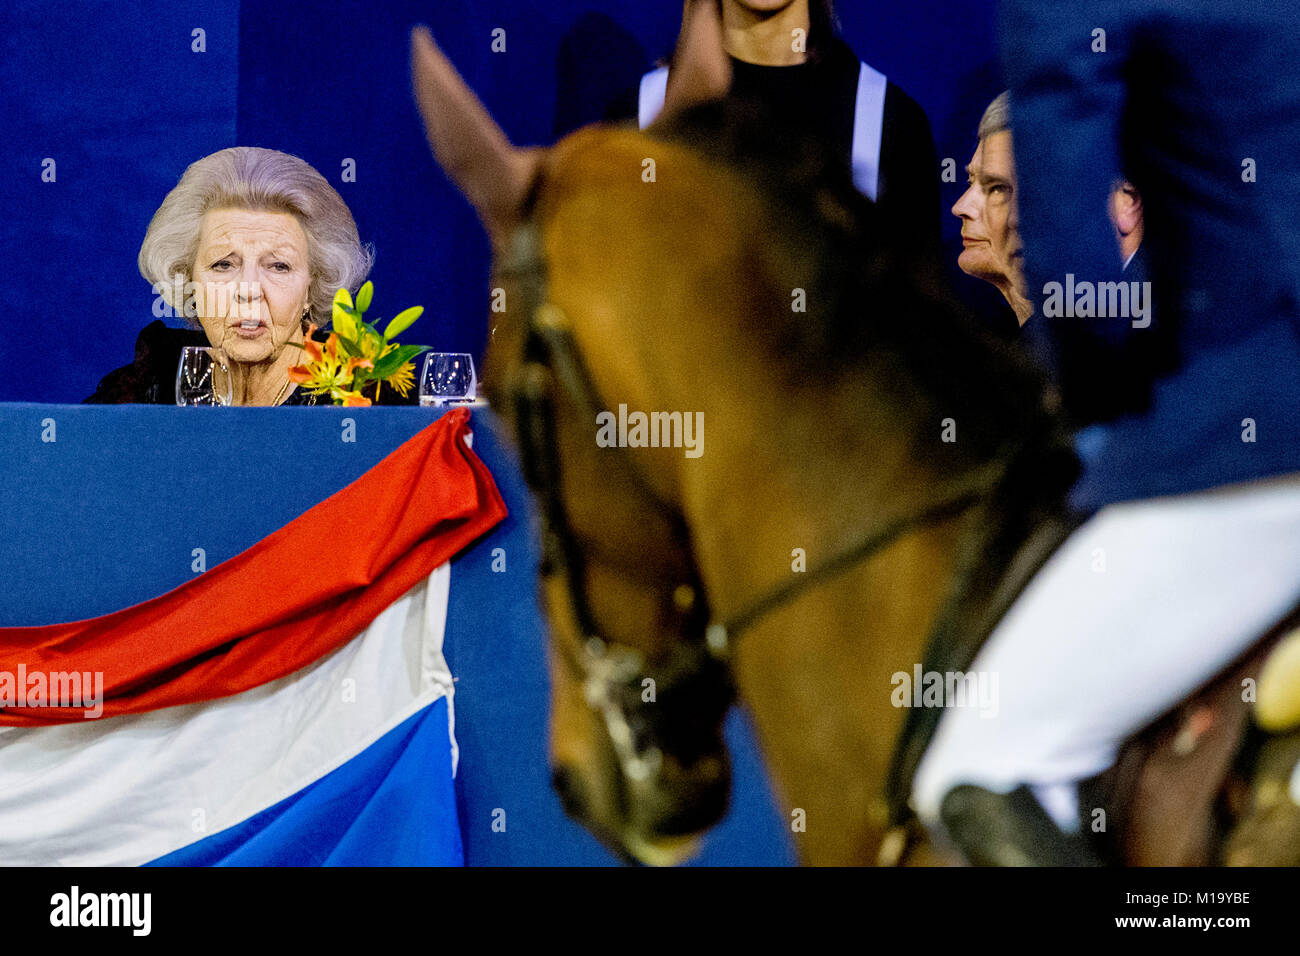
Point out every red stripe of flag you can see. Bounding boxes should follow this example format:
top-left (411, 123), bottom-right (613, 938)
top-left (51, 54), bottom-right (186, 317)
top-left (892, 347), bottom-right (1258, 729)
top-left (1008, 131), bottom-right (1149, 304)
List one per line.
top-left (0, 408), bottom-right (506, 724)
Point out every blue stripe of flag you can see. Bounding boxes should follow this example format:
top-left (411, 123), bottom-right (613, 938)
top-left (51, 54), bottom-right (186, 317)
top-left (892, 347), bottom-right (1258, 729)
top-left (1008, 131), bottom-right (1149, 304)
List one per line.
top-left (147, 698), bottom-right (462, 866)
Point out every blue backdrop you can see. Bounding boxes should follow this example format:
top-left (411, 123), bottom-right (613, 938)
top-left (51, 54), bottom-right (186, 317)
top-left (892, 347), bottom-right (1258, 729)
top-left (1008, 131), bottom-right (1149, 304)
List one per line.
top-left (0, 0), bottom-right (1005, 403)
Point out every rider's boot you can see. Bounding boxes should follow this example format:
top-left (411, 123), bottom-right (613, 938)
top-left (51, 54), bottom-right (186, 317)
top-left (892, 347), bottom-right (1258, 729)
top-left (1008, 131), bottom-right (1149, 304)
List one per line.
top-left (938, 783), bottom-right (1107, 866)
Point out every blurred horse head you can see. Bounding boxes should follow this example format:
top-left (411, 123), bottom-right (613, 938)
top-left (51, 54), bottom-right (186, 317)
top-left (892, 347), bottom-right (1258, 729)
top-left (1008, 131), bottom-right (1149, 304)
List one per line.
top-left (409, 9), bottom-right (1064, 865)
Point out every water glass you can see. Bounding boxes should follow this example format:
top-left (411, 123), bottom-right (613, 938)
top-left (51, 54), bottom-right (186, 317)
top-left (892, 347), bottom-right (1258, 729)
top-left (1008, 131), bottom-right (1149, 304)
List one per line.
top-left (176, 346), bottom-right (233, 406)
top-left (419, 352), bottom-right (477, 407)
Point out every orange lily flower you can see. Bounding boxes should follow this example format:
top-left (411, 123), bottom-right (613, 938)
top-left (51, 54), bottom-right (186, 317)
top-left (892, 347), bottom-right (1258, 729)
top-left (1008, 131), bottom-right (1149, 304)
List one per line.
top-left (301, 323), bottom-right (325, 363)
top-left (286, 328), bottom-right (374, 401)
top-left (333, 388), bottom-right (373, 406)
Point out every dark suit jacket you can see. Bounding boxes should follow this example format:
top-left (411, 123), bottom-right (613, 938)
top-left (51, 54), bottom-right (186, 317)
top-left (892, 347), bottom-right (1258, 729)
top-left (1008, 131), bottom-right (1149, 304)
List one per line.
top-left (592, 36), bottom-right (942, 267)
top-left (1002, 0), bottom-right (1300, 511)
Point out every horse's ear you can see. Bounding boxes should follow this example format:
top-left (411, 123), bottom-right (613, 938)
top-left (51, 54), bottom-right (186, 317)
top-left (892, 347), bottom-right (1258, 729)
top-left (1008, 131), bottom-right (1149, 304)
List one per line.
top-left (651, 0), bottom-right (732, 130)
top-left (410, 25), bottom-right (542, 245)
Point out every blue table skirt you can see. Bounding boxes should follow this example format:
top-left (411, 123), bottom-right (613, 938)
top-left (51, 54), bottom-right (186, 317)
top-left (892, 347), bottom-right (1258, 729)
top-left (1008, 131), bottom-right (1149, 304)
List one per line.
top-left (0, 404), bottom-right (794, 866)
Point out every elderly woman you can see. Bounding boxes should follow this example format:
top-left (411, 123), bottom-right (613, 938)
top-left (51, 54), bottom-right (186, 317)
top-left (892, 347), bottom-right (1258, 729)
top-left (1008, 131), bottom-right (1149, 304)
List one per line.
top-left (950, 92), bottom-right (1033, 328)
top-left (87, 147), bottom-right (390, 405)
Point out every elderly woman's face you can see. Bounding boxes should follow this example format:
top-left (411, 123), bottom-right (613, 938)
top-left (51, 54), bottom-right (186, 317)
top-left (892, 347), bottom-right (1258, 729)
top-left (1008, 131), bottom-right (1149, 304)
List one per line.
top-left (952, 131), bottom-right (1025, 302)
top-left (191, 208), bottom-right (312, 364)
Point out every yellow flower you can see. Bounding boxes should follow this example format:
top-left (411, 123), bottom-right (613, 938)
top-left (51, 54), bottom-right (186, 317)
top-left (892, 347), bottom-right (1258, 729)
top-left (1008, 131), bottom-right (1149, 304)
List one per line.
top-left (287, 324), bottom-right (373, 402)
top-left (332, 288), bottom-right (360, 340)
top-left (388, 360), bottom-right (416, 398)
top-left (360, 334), bottom-right (391, 364)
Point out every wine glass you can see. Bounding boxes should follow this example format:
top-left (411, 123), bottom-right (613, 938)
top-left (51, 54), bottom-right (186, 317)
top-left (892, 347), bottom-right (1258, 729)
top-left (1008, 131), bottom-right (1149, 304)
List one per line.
top-left (176, 347), bottom-right (233, 406)
top-left (419, 352), bottom-right (477, 407)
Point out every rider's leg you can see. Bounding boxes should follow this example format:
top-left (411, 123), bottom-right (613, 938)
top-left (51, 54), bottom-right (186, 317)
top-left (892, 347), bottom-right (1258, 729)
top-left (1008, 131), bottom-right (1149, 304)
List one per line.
top-left (911, 472), bottom-right (1300, 859)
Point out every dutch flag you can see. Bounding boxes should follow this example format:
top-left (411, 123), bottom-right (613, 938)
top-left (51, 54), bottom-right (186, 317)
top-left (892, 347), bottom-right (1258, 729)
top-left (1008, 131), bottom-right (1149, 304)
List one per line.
top-left (0, 409), bottom-right (506, 866)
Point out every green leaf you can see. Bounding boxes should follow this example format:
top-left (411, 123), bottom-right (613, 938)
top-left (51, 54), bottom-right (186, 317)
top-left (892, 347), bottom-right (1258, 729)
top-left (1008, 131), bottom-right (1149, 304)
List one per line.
top-left (335, 335), bottom-right (362, 358)
top-left (383, 306), bottom-right (424, 342)
top-left (371, 343), bottom-right (429, 379)
top-left (355, 281), bottom-right (373, 315)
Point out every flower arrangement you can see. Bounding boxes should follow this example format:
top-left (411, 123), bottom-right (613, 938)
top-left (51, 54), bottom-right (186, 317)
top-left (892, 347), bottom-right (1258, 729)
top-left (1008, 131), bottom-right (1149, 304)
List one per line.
top-left (287, 282), bottom-right (429, 406)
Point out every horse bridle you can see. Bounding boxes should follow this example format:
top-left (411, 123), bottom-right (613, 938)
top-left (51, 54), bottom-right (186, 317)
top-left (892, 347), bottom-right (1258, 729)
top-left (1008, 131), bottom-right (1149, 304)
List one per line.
top-left (496, 217), bottom-right (1038, 841)
top-left (498, 222), bottom-right (733, 800)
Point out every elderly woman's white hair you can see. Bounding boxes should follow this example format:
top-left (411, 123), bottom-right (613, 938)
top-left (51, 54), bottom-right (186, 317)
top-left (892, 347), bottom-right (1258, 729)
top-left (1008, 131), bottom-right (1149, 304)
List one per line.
top-left (978, 90), bottom-right (1012, 140)
top-left (139, 147), bottom-right (373, 326)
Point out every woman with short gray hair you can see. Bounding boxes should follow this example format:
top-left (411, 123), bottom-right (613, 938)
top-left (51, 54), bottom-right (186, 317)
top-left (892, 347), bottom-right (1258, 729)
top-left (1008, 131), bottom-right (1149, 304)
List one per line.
top-left (88, 147), bottom-right (375, 405)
